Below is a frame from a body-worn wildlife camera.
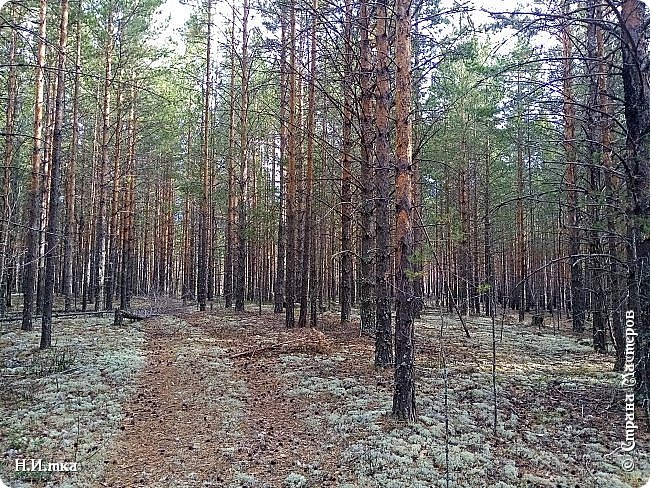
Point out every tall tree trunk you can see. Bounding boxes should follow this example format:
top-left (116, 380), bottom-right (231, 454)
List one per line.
top-left (274, 12), bottom-right (287, 314)
top-left (562, 9), bottom-right (585, 333)
top-left (0, 4), bottom-right (18, 315)
top-left (620, 0), bottom-right (650, 418)
top-left (298, 0), bottom-right (317, 328)
top-left (513, 74), bottom-right (527, 324)
top-left (22, 0), bottom-right (48, 332)
top-left (599, 30), bottom-right (624, 370)
top-left (42, 0), bottom-right (70, 348)
top-left (36, 77), bottom-right (55, 318)
top-left (586, 0), bottom-right (606, 353)
top-left (235, 0), bottom-right (250, 312)
top-left (224, 2), bottom-right (236, 309)
top-left (106, 64), bottom-right (124, 310)
top-left (459, 153), bottom-right (470, 316)
top-left (120, 80), bottom-right (137, 310)
top-left (358, 0), bottom-right (375, 335)
top-left (484, 137), bottom-right (494, 317)
top-left (285, 0), bottom-right (297, 328)
top-left (63, 3), bottom-right (81, 313)
top-left (340, 0), bottom-right (353, 324)
top-left (93, 9), bottom-right (114, 312)
top-left (374, 0), bottom-right (393, 367)
top-left (392, 0), bottom-right (416, 421)
top-left (198, 1), bottom-right (212, 312)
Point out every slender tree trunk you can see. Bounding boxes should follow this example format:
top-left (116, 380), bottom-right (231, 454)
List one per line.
top-left (562, 10), bottom-right (585, 333)
top-left (36, 81), bottom-right (54, 319)
top-left (599, 35), bottom-right (624, 369)
top-left (120, 80), bottom-right (137, 310)
top-left (459, 153), bottom-right (470, 316)
top-left (198, 1), bottom-right (212, 312)
top-left (0, 5), bottom-right (18, 315)
top-left (106, 64), bottom-right (124, 310)
top-left (340, 0), bottom-right (353, 324)
top-left (63, 4), bottom-right (81, 312)
top-left (224, 2), bottom-right (236, 309)
top-left (274, 14), bottom-right (287, 314)
top-left (298, 0), bottom-right (317, 328)
top-left (22, 0), bottom-right (48, 332)
top-left (484, 138), bottom-right (494, 317)
top-left (235, 0), bottom-right (250, 312)
top-left (274, 15), bottom-right (287, 314)
top-left (516, 118), bottom-right (525, 323)
top-left (42, 0), bottom-right (70, 348)
top-left (93, 9), bottom-right (114, 312)
top-left (358, 0), bottom-right (375, 335)
top-left (285, 0), bottom-right (297, 327)
top-left (374, 0), bottom-right (393, 367)
top-left (392, 0), bottom-right (417, 422)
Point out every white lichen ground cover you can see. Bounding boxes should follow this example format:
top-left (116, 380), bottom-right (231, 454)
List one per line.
top-left (1, 309), bottom-right (648, 488)
top-left (0, 317), bottom-right (145, 487)
top-left (245, 314), bottom-right (649, 488)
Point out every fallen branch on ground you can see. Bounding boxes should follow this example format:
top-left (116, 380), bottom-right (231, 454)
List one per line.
top-left (113, 309), bottom-right (148, 326)
top-left (230, 328), bottom-right (331, 358)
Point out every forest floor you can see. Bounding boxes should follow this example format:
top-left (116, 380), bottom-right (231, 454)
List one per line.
top-left (1, 304), bottom-right (649, 487)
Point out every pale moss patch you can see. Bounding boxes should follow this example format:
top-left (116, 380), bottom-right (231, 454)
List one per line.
top-left (230, 471), bottom-right (265, 488)
top-left (271, 313), bottom-right (650, 487)
top-left (283, 472), bottom-right (307, 487)
top-left (503, 462), bottom-right (518, 479)
top-left (0, 317), bottom-right (145, 487)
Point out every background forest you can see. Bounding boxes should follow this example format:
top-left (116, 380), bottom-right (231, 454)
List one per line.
top-left (1, 0), bottom-right (650, 486)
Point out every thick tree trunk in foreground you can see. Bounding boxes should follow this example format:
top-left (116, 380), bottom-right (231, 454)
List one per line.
top-left (620, 0), bottom-right (650, 417)
top-left (374, 0), bottom-right (393, 368)
top-left (393, 0), bottom-right (417, 422)
top-left (586, 1), bottom-right (606, 354)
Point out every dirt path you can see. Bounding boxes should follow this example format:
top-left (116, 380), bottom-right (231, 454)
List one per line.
top-left (99, 311), bottom-right (349, 488)
top-left (100, 315), bottom-right (235, 487)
